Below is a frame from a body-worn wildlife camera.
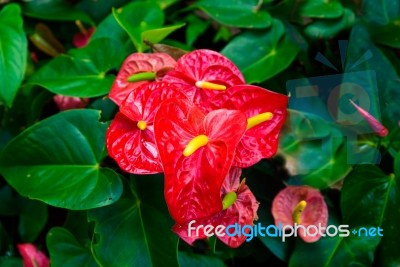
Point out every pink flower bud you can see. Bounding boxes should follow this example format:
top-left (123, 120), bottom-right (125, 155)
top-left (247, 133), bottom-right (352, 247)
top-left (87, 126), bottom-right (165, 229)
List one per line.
top-left (53, 95), bottom-right (88, 111)
top-left (17, 243), bottom-right (49, 267)
top-left (349, 99), bottom-right (388, 137)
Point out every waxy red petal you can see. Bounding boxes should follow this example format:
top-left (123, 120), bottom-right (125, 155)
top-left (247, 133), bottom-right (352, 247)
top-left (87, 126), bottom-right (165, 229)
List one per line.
top-left (210, 85), bottom-right (288, 167)
top-left (172, 168), bottom-right (259, 248)
top-left (17, 243), bottom-right (50, 267)
top-left (162, 49), bottom-right (245, 108)
top-left (120, 82), bottom-right (188, 122)
top-left (154, 99), bottom-right (247, 224)
top-left (271, 186), bottom-right (328, 243)
top-left (106, 112), bottom-right (162, 174)
top-left (109, 53), bottom-right (176, 106)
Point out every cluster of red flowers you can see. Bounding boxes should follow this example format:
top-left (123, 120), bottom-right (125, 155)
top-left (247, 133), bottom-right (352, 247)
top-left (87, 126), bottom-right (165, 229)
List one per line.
top-left (106, 49), bottom-right (288, 247)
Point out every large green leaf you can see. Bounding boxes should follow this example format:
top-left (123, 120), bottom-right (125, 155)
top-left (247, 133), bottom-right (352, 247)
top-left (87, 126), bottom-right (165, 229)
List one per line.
top-left (279, 110), bottom-right (351, 189)
top-left (194, 0), bottom-right (272, 28)
top-left (47, 227), bottom-right (98, 267)
top-left (27, 38), bottom-right (124, 97)
top-left (362, 0), bottom-right (400, 25)
top-left (0, 109), bottom-right (122, 210)
top-left (304, 8), bottom-right (355, 39)
top-left (88, 175), bottom-right (179, 267)
top-left (22, 0), bottom-right (93, 24)
top-left (299, 0), bottom-right (344, 18)
top-left (0, 4), bottom-right (27, 107)
top-left (341, 165), bottom-right (400, 266)
top-left (112, 1), bottom-right (180, 52)
top-left (346, 24), bottom-right (400, 131)
top-left (288, 234), bottom-right (380, 267)
top-left (221, 19), bottom-right (300, 83)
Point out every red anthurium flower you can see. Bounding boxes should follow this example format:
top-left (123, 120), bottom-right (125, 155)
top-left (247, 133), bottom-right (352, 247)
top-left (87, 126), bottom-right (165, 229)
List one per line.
top-left (162, 49), bottom-right (245, 109)
top-left (72, 20), bottom-right (95, 48)
top-left (109, 53), bottom-right (176, 106)
top-left (349, 99), bottom-right (388, 137)
top-left (271, 186), bottom-right (328, 243)
top-left (209, 85), bottom-right (288, 167)
top-left (106, 82), bottom-right (187, 174)
top-left (17, 243), bottom-right (50, 267)
top-left (154, 99), bottom-right (247, 224)
top-left (172, 167), bottom-right (259, 248)
top-left (53, 95), bottom-right (89, 111)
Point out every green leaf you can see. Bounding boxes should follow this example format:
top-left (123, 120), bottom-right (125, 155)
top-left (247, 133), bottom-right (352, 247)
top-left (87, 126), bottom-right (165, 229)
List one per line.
top-left (0, 4), bottom-right (27, 107)
top-left (395, 151), bottom-right (400, 177)
top-left (112, 1), bottom-right (164, 52)
top-left (88, 175), bottom-right (179, 267)
top-left (304, 8), bottom-right (355, 39)
top-left (279, 110), bottom-right (352, 189)
top-left (178, 252), bottom-right (227, 267)
top-left (0, 109), bottom-right (122, 210)
top-left (76, 0), bottom-right (131, 23)
top-left (185, 14), bottom-right (210, 47)
top-left (27, 38), bottom-right (124, 97)
top-left (142, 23), bottom-right (186, 46)
top-left (289, 234), bottom-right (380, 267)
top-left (22, 0), bottom-right (93, 24)
top-left (0, 185), bottom-right (48, 242)
top-left (362, 0), bottom-right (400, 25)
top-left (195, 0), bottom-right (272, 28)
top-left (222, 19), bottom-right (300, 83)
top-left (370, 20), bottom-right (400, 48)
top-left (299, 0), bottom-right (344, 19)
top-left (47, 227), bottom-right (98, 267)
top-left (341, 165), bottom-right (400, 266)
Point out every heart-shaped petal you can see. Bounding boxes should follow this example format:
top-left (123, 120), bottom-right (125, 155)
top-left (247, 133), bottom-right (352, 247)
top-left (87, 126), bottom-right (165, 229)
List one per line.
top-left (162, 49), bottom-right (245, 109)
top-left (109, 53), bottom-right (176, 106)
top-left (271, 186), bottom-right (328, 243)
top-left (154, 99), bottom-right (247, 224)
top-left (210, 85), bottom-right (288, 167)
top-left (17, 243), bottom-right (49, 267)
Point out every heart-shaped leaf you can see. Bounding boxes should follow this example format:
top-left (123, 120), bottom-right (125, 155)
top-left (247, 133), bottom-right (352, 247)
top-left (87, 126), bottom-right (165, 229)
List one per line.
top-left (27, 38), bottom-right (124, 97)
top-left (222, 19), bottom-right (300, 83)
top-left (22, 0), bottom-right (93, 24)
top-left (0, 4), bottom-right (27, 107)
top-left (341, 165), bottom-right (400, 266)
top-left (194, 0), bottom-right (272, 28)
top-left (0, 109), bottom-right (122, 210)
top-left (47, 227), bottom-right (98, 267)
top-left (88, 175), bottom-right (179, 267)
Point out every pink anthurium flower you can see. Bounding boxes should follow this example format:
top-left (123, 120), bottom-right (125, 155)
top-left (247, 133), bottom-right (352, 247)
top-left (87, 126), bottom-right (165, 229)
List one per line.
top-left (17, 243), bottom-right (49, 267)
top-left (271, 186), bottom-right (328, 243)
top-left (349, 99), bottom-right (388, 137)
top-left (162, 49), bottom-right (245, 109)
top-left (172, 167), bottom-right (259, 248)
top-left (109, 53), bottom-right (176, 106)
top-left (106, 82), bottom-right (187, 174)
top-left (154, 99), bottom-right (247, 224)
top-left (53, 95), bottom-right (89, 111)
top-left (209, 85), bottom-right (288, 167)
